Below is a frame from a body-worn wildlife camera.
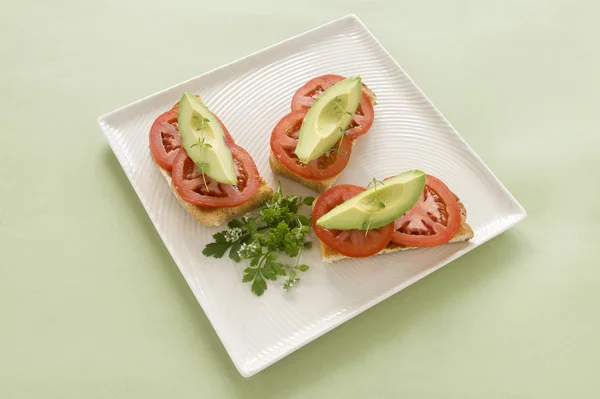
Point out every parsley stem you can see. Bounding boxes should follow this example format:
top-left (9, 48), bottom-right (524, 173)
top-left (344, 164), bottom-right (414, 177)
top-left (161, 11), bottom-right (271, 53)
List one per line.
top-left (257, 254), bottom-right (268, 269)
top-left (294, 248), bottom-right (303, 269)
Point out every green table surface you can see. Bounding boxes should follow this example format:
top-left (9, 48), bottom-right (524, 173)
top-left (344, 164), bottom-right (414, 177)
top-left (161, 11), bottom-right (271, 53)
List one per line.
top-left (2, 0), bottom-right (599, 397)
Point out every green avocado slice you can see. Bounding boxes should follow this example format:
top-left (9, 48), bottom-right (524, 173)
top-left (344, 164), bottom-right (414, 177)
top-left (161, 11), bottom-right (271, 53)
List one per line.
top-left (316, 170), bottom-right (427, 230)
top-left (177, 93), bottom-right (237, 185)
top-left (294, 77), bottom-right (363, 163)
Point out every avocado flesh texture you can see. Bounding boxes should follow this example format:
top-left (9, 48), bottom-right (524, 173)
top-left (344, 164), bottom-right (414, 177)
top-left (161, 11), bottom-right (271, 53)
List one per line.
top-left (294, 77), bottom-right (363, 163)
top-left (316, 170), bottom-right (427, 230)
top-left (178, 92), bottom-right (237, 185)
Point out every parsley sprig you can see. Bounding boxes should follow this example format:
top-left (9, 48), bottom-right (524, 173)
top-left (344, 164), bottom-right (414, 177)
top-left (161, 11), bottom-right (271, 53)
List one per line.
top-left (203, 184), bottom-right (315, 296)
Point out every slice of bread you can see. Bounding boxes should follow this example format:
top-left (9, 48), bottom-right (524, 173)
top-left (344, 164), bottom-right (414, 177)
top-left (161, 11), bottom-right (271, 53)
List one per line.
top-left (158, 166), bottom-right (273, 227)
top-left (269, 152), bottom-right (339, 193)
top-left (316, 199), bottom-right (474, 263)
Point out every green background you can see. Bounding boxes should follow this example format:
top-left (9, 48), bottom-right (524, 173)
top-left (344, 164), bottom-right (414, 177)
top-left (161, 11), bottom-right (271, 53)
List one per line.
top-left (2, 0), bottom-right (599, 397)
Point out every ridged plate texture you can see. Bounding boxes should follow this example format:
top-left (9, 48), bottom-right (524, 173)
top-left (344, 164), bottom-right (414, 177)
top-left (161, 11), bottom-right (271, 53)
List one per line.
top-left (97, 15), bottom-right (526, 377)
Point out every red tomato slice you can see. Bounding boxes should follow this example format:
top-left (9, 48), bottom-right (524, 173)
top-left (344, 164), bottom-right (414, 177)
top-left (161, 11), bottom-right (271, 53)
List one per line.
top-left (390, 175), bottom-right (462, 247)
top-left (313, 185), bottom-right (394, 258)
top-left (149, 109), bottom-right (235, 172)
top-left (171, 144), bottom-right (259, 208)
top-left (149, 109), bottom-right (182, 171)
top-left (291, 74), bottom-right (375, 139)
top-left (270, 110), bottom-right (353, 181)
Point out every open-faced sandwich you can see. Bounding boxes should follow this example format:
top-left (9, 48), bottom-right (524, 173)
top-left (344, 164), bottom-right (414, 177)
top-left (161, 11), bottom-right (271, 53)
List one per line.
top-left (149, 93), bottom-right (273, 226)
top-left (312, 171), bottom-right (474, 263)
top-left (270, 74), bottom-right (376, 192)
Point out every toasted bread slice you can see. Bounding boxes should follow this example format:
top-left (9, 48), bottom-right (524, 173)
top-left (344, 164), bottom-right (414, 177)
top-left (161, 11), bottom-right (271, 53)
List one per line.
top-left (316, 199), bottom-right (474, 263)
top-left (269, 152), bottom-right (339, 193)
top-left (158, 166), bottom-right (273, 227)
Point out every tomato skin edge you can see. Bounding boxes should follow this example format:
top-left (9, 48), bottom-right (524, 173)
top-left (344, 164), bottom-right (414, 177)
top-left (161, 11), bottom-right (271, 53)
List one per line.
top-left (149, 109), bottom-right (180, 171)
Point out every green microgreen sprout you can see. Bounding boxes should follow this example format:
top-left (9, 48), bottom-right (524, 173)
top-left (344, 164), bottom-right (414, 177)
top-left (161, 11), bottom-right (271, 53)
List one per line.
top-left (325, 127), bottom-right (349, 158)
top-left (362, 178), bottom-right (386, 236)
top-left (332, 96), bottom-right (353, 116)
top-left (190, 136), bottom-right (212, 192)
top-left (191, 115), bottom-right (211, 131)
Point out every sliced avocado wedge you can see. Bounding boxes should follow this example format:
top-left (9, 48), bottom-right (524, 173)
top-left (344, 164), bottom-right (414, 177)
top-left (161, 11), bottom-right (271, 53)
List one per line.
top-left (177, 92), bottom-right (237, 185)
top-left (294, 77), bottom-right (363, 163)
top-left (316, 170), bottom-right (426, 230)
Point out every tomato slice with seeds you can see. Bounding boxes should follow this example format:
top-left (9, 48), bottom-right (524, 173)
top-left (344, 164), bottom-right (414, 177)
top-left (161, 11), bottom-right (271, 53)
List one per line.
top-left (171, 144), bottom-right (259, 208)
top-left (390, 175), bottom-right (461, 247)
top-left (291, 74), bottom-right (375, 139)
top-left (149, 109), bottom-right (235, 172)
top-left (270, 110), bottom-right (353, 181)
top-left (313, 185), bottom-right (394, 258)
top-left (149, 109), bottom-right (182, 171)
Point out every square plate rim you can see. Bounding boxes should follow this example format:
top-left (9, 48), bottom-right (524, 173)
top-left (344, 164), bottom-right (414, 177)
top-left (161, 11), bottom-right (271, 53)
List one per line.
top-left (96, 13), bottom-right (527, 377)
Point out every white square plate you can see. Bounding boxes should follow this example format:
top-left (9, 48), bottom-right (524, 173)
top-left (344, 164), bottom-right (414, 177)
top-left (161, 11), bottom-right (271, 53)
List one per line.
top-left (98, 14), bottom-right (526, 377)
